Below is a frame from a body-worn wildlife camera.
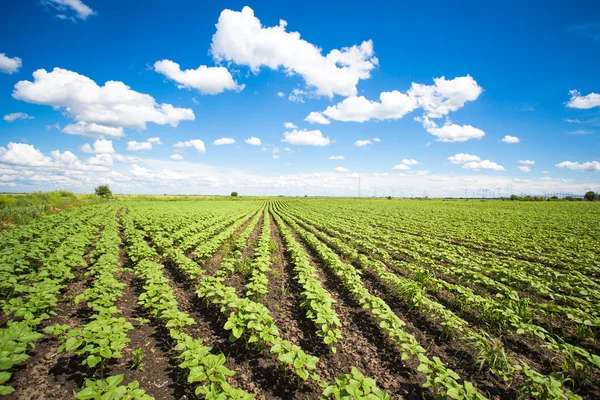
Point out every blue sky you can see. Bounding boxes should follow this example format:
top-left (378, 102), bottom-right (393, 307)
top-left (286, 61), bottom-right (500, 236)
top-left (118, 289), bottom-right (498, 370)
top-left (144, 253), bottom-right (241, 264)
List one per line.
top-left (0, 0), bottom-right (599, 196)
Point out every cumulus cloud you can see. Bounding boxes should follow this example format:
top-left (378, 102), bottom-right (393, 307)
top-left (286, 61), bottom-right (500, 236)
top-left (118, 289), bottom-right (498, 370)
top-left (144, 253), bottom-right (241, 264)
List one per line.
top-left (62, 121), bottom-right (124, 138)
top-left (321, 91), bottom-right (417, 123)
top-left (282, 129), bottom-right (330, 146)
top-left (284, 122), bottom-right (297, 129)
top-left (127, 141), bottom-right (153, 151)
top-left (148, 137), bottom-right (162, 144)
top-left (335, 166), bottom-right (349, 173)
top-left (328, 156), bottom-right (344, 160)
top-left (518, 160), bottom-right (535, 165)
top-left (245, 137), bottom-right (262, 146)
top-left (448, 153), bottom-right (481, 164)
top-left (462, 160), bottom-right (505, 171)
top-left (13, 68), bottom-right (194, 130)
top-left (3, 112), bottom-right (33, 122)
top-left (556, 160), bottom-right (600, 172)
top-left (273, 155), bottom-right (279, 159)
top-left (173, 139), bottom-right (206, 154)
top-left (42, 0), bottom-right (95, 20)
top-left (373, 138), bottom-right (381, 142)
top-left (401, 158), bottom-right (418, 165)
top-left (80, 139), bottom-right (115, 154)
top-left (210, 6), bottom-right (378, 97)
top-left (214, 137), bottom-right (236, 145)
top-left (0, 53), bottom-right (22, 74)
top-left (170, 154), bottom-right (183, 161)
top-left (418, 117), bottom-right (485, 142)
top-left (518, 166), bottom-right (531, 172)
top-left (392, 164), bottom-right (410, 170)
top-left (0, 143), bottom-right (52, 166)
top-left (87, 153), bottom-right (114, 167)
top-left (501, 135), bottom-right (520, 144)
top-left (354, 139), bottom-right (372, 147)
top-left (305, 112), bottom-right (331, 125)
top-left (153, 59), bottom-right (244, 95)
top-left (566, 90), bottom-right (600, 109)
top-left (409, 75), bottom-right (483, 119)
top-left (288, 88), bottom-right (309, 103)
top-left (277, 91), bottom-right (284, 97)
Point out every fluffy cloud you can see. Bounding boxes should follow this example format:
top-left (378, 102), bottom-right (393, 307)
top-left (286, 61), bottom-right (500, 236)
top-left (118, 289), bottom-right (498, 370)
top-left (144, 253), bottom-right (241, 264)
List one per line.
top-left (0, 53), bottom-right (22, 74)
top-left (308, 75), bottom-right (482, 124)
top-left (42, 0), bottom-right (95, 20)
top-left (392, 164), bottom-right (410, 170)
top-left (462, 160), bottom-right (505, 171)
top-left (153, 59), bottom-right (244, 95)
top-left (13, 68), bottom-right (194, 130)
top-left (328, 156), bottom-right (344, 160)
top-left (170, 154), bottom-right (183, 161)
top-left (210, 6), bottom-right (378, 97)
top-left (354, 140), bottom-right (372, 147)
top-left (282, 129), bottom-right (330, 146)
top-left (173, 139), bottom-right (206, 154)
top-left (277, 91), bottom-right (284, 97)
top-left (373, 138), bottom-right (381, 142)
top-left (288, 88), bottom-right (309, 103)
top-left (556, 160), bottom-right (600, 172)
top-left (501, 135), bottom-right (520, 144)
top-left (321, 91), bottom-right (417, 123)
top-left (214, 137), bottom-right (236, 145)
top-left (148, 137), bottom-right (162, 144)
top-left (419, 117), bottom-right (485, 142)
top-left (3, 112), bottom-right (33, 122)
top-left (335, 167), bottom-right (349, 173)
top-left (305, 112), bottom-right (331, 125)
top-left (401, 158), bottom-right (418, 165)
top-left (245, 137), bottom-right (262, 146)
top-left (518, 160), bottom-right (535, 165)
top-left (87, 153), bottom-right (114, 167)
top-left (284, 122), bottom-right (297, 129)
top-left (127, 141), bottom-right (153, 151)
top-left (518, 166), bottom-right (531, 172)
top-left (448, 153), bottom-right (481, 164)
top-left (62, 121), bottom-right (124, 138)
top-left (0, 143), bottom-right (52, 166)
top-left (566, 90), bottom-right (600, 109)
top-left (81, 139), bottom-right (115, 154)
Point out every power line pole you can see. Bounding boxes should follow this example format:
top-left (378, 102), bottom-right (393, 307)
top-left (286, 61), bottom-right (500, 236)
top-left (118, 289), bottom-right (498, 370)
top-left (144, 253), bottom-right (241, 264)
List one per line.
top-left (358, 176), bottom-right (361, 198)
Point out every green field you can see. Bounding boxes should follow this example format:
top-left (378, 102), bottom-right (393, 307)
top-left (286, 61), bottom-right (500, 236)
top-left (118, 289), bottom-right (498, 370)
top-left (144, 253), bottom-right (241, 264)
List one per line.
top-left (1, 198), bottom-right (599, 399)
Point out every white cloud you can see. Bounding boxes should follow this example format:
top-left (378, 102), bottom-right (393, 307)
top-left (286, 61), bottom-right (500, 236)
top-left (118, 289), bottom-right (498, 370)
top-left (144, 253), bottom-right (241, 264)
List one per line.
top-left (288, 88), bottom-right (308, 103)
top-left (282, 129), bottom-right (330, 146)
top-left (245, 137), bottom-right (262, 146)
top-left (0, 53), bottom-right (22, 74)
top-left (565, 119), bottom-right (581, 123)
top-left (518, 160), bottom-right (535, 165)
top-left (153, 59), bottom-right (244, 95)
top-left (127, 141), bottom-right (153, 151)
top-left (419, 117), bottom-right (485, 142)
top-left (392, 164), bottom-right (410, 170)
top-left (3, 112), bottom-right (33, 122)
top-left (501, 135), bottom-right (520, 144)
top-left (566, 90), bottom-right (600, 109)
top-left (170, 154), bottom-right (183, 161)
top-left (214, 137), bottom-right (236, 145)
top-left (335, 167), bottom-right (349, 173)
top-left (448, 153), bottom-right (481, 164)
top-left (277, 91), bottom-right (284, 97)
top-left (518, 166), bottom-right (531, 172)
top-left (81, 139), bottom-right (115, 154)
top-left (462, 160), bottom-right (505, 171)
top-left (305, 112), bottom-right (330, 125)
top-left (173, 139), bottom-right (206, 154)
top-left (148, 137), bottom-right (162, 144)
top-left (409, 75), bottom-right (483, 119)
top-left (354, 139), bottom-right (372, 147)
top-left (273, 155), bottom-right (279, 159)
top-left (556, 160), bottom-right (600, 172)
top-left (284, 122), bottom-right (297, 129)
top-left (210, 6), bottom-right (378, 97)
top-left (328, 156), bottom-right (344, 160)
top-left (42, 0), bottom-right (95, 20)
top-left (321, 91), bottom-right (417, 123)
top-left (0, 143), bottom-right (52, 166)
top-left (373, 138), bottom-right (381, 142)
top-left (62, 121), bottom-right (124, 138)
top-left (13, 67), bottom-right (194, 130)
top-left (401, 158), bottom-right (418, 165)
top-left (87, 153), bottom-right (113, 167)
top-left (567, 129), bottom-right (593, 135)
top-left (283, 147), bottom-right (292, 152)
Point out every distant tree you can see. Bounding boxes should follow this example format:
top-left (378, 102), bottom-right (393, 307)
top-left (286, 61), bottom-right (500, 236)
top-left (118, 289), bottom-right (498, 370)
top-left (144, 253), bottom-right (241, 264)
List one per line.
top-left (95, 185), bottom-right (112, 199)
top-left (584, 191), bottom-right (596, 201)
top-left (387, 196), bottom-right (393, 200)
top-left (231, 191), bottom-right (238, 197)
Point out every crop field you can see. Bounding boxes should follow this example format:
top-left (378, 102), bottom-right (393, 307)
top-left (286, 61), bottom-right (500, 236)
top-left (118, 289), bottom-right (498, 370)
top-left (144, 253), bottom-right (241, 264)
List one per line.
top-left (1, 198), bottom-right (599, 399)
